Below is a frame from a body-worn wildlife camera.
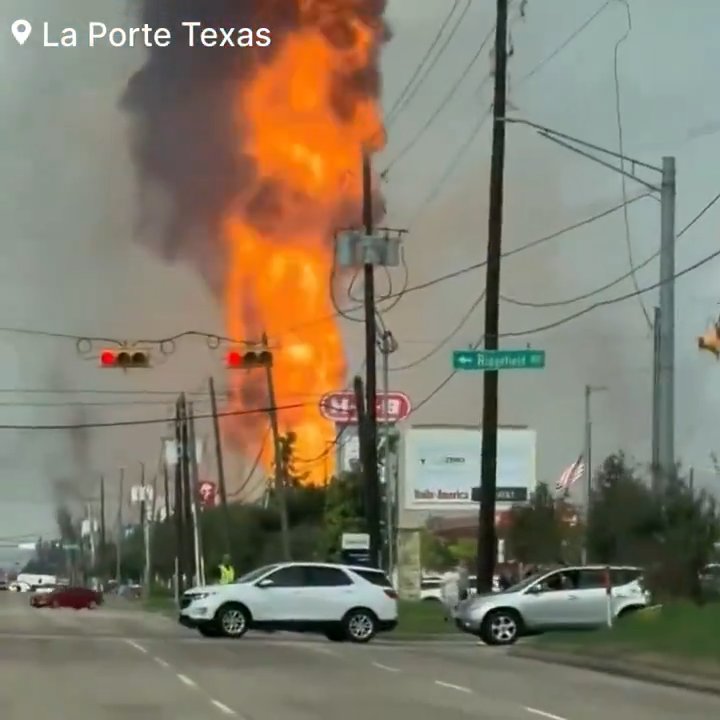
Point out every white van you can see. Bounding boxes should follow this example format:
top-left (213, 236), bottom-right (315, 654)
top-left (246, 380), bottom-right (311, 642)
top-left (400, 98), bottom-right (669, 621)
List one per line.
top-left (16, 573), bottom-right (57, 591)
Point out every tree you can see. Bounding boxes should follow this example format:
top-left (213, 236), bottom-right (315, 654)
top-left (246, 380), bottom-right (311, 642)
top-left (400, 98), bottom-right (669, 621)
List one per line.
top-left (587, 453), bottom-right (660, 565)
top-left (320, 471), bottom-right (365, 561)
top-left (505, 482), bottom-right (575, 564)
top-left (420, 528), bottom-right (454, 571)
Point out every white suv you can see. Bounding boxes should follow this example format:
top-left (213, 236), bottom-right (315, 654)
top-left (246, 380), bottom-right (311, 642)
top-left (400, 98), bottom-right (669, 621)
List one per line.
top-left (179, 562), bottom-right (398, 643)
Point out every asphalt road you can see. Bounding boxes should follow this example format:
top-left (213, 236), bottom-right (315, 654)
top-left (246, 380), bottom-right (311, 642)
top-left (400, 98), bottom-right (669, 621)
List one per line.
top-left (1, 592), bottom-right (719, 719)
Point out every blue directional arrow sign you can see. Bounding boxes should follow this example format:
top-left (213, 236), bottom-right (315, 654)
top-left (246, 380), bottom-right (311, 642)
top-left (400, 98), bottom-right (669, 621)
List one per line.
top-left (452, 349), bottom-right (546, 371)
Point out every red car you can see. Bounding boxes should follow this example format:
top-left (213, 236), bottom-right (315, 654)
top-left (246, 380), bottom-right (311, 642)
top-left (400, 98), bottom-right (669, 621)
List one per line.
top-left (31, 586), bottom-right (102, 609)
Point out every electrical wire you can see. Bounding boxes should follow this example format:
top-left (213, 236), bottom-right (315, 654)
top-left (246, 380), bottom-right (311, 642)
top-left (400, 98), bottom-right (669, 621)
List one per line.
top-left (385, 0), bottom-right (472, 127)
top-left (612, 0), bottom-right (652, 330)
top-left (407, 0), bottom-right (617, 225)
top-left (384, 0), bottom-right (463, 127)
top-left (228, 427), bottom-right (270, 499)
top-left (500, 188), bottom-right (720, 309)
top-left (390, 292), bottom-right (486, 372)
top-left (382, 26), bottom-right (495, 177)
top-left (0, 402), bottom-right (311, 431)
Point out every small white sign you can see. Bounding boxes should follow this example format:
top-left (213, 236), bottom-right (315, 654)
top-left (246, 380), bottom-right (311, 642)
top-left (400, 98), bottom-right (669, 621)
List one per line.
top-left (341, 532), bottom-right (370, 550)
top-left (130, 485), bottom-right (154, 504)
top-left (164, 438), bottom-right (204, 466)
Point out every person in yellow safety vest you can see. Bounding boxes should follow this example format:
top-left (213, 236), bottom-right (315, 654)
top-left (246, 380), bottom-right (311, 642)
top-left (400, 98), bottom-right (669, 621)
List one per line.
top-left (218, 555), bottom-right (235, 584)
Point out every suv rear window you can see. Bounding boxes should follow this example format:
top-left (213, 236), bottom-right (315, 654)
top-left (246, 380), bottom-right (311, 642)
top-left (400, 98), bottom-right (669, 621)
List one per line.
top-left (354, 569), bottom-right (392, 587)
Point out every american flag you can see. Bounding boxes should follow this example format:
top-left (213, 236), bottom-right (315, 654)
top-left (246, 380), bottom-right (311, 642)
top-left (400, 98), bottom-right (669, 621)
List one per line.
top-left (555, 454), bottom-right (585, 494)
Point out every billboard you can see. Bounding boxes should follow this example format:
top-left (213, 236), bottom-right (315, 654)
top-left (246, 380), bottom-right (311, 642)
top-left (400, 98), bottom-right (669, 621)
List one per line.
top-left (319, 391), bottom-right (411, 424)
top-left (403, 426), bottom-right (536, 510)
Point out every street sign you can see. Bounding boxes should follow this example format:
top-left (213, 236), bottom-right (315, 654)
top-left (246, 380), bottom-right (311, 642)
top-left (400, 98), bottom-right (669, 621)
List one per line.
top-left (319, 391), bottom-right (411, 424)
top-left (198, 480), bottom-right (217, 508)
top-left (452, 349), bottom-right (545, 371)
top-left (470, 486), bottom-right (528, 503)
top-left (341, 532), bottom-right (370, 567)
top-left (130, 485), bottom-right (153, 504)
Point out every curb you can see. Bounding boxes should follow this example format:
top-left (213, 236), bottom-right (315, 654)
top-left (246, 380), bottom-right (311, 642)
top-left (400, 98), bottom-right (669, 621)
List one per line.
top-left (384, 633), bottom-right (468, 642)
top-left (510, 646), bottom-right (720, 698)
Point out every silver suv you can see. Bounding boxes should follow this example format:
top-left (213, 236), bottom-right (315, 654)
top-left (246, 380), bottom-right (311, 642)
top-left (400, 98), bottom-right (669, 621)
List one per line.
top-left (454, 565), bottom-right (649, 645)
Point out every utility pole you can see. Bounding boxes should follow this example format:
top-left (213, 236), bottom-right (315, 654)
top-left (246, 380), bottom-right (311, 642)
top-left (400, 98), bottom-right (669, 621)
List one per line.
top-left (353, 374), bottom-right (371, 558)
top-left (208, 377), bottom-right (231, 555)
top-left (162, 460), bottom-right (171, 523)
top-left (174, 397), bottom-right (186, 597)
top-left (658, 157), bottom-right (676, 488)
top-left (582, 385), bottom-right (607, 562)
top-left (477, 0), bottom-right (509, 593)
top-left (99, 474), bottom-right (106, 569)
top-left (262, 333), bottom-right (291, 560)
top-left (379, 329), bottom-right (398, 574)
top-left (362, 154), bottom-right (381, 569)
top-left (187, 403), bottom-right (205, 586)
top-left (179, 394), bottom-right (195, 583)
top-left (651, 306), bottom-right (661, 490)
top-left (140, 462), bottom-right (151, 598)
top-left (116, 468), bottom-right (124, 584)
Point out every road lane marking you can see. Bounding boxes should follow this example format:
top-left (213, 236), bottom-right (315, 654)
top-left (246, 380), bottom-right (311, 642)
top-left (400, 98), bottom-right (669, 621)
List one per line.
top-left (372, 661), bottom-right (400, 672)
top-left (434, 680), bottom-right (473, 693)
top-left (124, 639), bottom-right (148, 654)
top-left (210, 699), bottom-right (237, 716)
top-left (176, 673), bottom-right (197, 688)
top-left (154, 656), bottom-right (171, 669)
top-left (526, 708), bottom-right (567, 720)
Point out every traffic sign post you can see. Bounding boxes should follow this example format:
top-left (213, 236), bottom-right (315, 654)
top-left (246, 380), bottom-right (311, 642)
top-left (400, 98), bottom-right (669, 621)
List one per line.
top-left (452, 349), bottom-right (545, 371)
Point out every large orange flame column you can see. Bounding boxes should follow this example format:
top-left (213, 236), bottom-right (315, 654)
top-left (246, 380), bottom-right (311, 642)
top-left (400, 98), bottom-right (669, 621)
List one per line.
top-left (223, 3), bottom-right (387, 484)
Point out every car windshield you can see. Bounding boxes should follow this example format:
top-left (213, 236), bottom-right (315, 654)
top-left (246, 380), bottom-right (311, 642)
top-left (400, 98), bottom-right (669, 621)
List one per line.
top-left (235, 564), bottom-right (279, 584)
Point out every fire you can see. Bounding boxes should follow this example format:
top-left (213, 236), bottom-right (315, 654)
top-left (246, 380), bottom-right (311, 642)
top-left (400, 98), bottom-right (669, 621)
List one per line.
top-left (223, 1), bottom-right (387, 484)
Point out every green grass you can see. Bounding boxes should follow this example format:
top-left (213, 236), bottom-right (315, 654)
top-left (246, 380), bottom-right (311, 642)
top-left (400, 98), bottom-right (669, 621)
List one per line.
top-left (532, 603), bottom-right (720, 666)
top-left (394, 600), bottom-right (458, 636)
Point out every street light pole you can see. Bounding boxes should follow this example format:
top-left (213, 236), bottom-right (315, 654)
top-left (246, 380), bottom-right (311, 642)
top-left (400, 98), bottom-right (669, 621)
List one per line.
top-left (503, 117), bottom-right (676, 488)
top-left (583, 384), bottom-right (607, 562)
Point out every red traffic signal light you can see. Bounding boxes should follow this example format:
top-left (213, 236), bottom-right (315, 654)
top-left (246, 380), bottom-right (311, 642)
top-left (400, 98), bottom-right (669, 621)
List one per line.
top-left (99, 349), bottom-right (151, 368)
top-left (225, 349), bottom-right (273, 369)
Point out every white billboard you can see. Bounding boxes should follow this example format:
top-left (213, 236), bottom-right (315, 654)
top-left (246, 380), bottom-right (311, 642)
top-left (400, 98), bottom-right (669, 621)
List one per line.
top-left (403, 426), bottom-right (536, 510)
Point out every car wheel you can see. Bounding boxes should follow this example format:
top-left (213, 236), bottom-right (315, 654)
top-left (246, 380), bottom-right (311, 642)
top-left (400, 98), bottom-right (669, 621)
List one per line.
top-left (215, 603), bottom-right (250, 638)
top-left (324, 627), bottom-right (347, 642)
top-left (480, 609), bottom-right (521, 646)
top-left (343, 609), bottom-right (377, 643)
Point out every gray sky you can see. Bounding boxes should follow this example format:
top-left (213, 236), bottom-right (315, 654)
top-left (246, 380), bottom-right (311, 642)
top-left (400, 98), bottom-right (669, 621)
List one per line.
top-left (1, 0), bottom-right (720, 561)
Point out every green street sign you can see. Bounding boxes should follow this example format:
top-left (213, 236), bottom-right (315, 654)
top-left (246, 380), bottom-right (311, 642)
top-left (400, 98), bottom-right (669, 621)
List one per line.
top-left (452, 349), bottom-right (546, 371)
top-left (62, 543), bottom-right (80, 551)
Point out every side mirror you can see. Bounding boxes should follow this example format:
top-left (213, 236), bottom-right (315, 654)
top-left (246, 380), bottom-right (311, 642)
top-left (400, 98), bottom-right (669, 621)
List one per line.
top-left (526, 584), bottom-right (544, 595)
top-left (256, 578), bottom-right (274, 588)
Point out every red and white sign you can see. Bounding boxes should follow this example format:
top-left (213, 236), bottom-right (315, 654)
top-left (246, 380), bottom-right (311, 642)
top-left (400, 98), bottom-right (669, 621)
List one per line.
top-left (319, 391), bottom-right (411, 424)
top-left (198, 480), bottom-right (217, 509)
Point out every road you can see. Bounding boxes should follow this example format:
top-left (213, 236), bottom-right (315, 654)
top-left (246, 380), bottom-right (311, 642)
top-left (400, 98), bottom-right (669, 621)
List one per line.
top-left (1, 592), bottom-right (719, 719)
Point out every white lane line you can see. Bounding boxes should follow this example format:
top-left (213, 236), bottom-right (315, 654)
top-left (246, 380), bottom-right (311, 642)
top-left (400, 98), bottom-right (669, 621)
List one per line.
top-left (434, 680), bottom-right (473, 694)
top-left (176, 673), bottom-right (197, 688)
top-left (124, 639), bottom-right (148, 654)
top-left (372, 661), bottom-right (400, 672)
top-left (210, 699), bottom-right (237, 716)
top-left (525, 707), bottom-right (568, 720)
top-left (154, 656), bottom-right (171, 669)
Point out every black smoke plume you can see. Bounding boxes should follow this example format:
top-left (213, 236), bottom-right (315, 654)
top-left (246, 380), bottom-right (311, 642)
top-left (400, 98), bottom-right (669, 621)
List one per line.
top-left (121, 0), bottom-right (389, 292)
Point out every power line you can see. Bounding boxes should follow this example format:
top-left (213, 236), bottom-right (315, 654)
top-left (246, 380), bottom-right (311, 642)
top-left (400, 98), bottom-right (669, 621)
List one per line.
top-left (0, 402), bottom-right (311, 431)
top-left (501, 188), bottom-right (720, 309)
top-left (408, 0), bottom-right (616, 224)
top-left (612, 0), bottom-right (651, 329)
top-left (384, 0), bottom-right (463, 126)
top-left (385, 0), bottom-right (472, 127)
top-left (382, 27), bottom-right (495, 176)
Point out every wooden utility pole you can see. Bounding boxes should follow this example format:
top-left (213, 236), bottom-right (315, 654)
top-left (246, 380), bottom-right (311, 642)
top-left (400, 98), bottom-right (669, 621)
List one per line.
top-left (362, 154), bottom-right (381, 569)
top-left (179, 394), bottom-right (195, 582)
top-left (353, 375), bottom-right (371, 544)
top-left (99, 474), bottom-right (106, 567)
top-left (262, 333), bottom-right (291, 560)
top-left (174, 397), bottom-right (186, 596)
top-left (209, 376), bottom-right (231, 555)
top-left (115, 468), bottom-right (124, 583)
top-left (477, 0), bottom-right (509, 593)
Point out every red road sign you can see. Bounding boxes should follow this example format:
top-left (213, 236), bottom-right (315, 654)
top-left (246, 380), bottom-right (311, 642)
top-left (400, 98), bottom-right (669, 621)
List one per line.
top-left (198, 480), bottom-right (217, 508)
top-left (319, 391), bottom-right (411, 424)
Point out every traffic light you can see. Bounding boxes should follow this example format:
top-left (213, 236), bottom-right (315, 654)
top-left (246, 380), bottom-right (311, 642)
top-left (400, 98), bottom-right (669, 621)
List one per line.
top-left (225, 349), bottom-right (273, 369)
top-left (99, 349), bottom-right (151, 368)
top-left (698, 324), bottom-right (720, 358)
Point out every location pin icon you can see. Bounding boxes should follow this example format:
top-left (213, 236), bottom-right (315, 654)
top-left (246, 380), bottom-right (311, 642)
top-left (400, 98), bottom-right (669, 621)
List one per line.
top-left (11, 19), bottom-right (32, 46)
